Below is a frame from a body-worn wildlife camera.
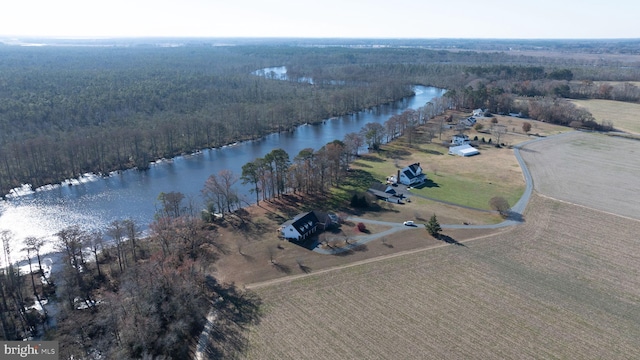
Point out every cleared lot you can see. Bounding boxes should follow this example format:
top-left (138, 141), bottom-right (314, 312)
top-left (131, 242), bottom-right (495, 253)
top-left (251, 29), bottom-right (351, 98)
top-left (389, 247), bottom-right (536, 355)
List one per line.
top-left (521, 131), bottom-right (640, 220)
top-left (571, 99), bottom-right (640, 134)
top-left (244, 194), bottom-right (640, 359)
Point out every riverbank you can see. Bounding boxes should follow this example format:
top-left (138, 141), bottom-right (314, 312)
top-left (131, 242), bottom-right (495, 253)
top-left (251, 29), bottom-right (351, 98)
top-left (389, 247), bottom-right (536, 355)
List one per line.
top-left (0, 86), bottom-right (445, 265)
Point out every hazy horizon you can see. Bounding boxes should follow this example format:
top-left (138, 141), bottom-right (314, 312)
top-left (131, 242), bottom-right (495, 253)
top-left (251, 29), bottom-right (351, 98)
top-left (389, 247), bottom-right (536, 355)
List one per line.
top-left (1, 0), bottom-right (639, 40)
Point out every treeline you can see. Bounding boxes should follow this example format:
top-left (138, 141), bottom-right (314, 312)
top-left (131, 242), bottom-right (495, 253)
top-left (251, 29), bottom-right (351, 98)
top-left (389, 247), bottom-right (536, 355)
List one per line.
top-left (442, 64), bottom-right (640, 130)
top-left (2, 43), bottom-right (640, 195)
top-left (201, 103), bottom-right (448, 218)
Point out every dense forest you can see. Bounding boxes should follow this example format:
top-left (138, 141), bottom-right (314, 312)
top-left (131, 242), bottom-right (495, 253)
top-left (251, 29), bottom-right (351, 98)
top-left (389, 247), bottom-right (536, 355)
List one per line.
top-left (1, 40), bottom-right (640, 195)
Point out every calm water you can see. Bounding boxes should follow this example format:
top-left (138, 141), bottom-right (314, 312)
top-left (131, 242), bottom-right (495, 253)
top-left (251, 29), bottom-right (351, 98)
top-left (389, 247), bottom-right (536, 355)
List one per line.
top-left (0, 85), bottom-right (444, 254)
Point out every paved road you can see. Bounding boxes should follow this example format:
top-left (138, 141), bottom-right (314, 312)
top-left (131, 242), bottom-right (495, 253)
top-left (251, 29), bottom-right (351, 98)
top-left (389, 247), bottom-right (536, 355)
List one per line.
top-left (313, 132), bottom-right (575, 254)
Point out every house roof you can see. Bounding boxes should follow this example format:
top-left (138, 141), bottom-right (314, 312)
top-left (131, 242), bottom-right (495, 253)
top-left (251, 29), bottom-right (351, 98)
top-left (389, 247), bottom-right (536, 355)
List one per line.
top-left (281, 211), bottom-right (322, 235)
top-left (403, 169), bottom-right (418, 179)
top-left (367, 188), bottom-right (393, 199)
top-left (369, 182), bottom-right (396, 194)
top-left (400, 163), bottom-right (423, 179)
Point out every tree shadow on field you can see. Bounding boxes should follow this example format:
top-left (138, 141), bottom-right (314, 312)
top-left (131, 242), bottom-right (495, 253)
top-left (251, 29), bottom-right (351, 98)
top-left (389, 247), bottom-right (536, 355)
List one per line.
top-left (412, 178), bottom-right (439, 189)
top-left (296, 259), bottom-right (312, 273)
top-left (381, 238), bottom-right (394, 248)
top-left (237, 245), bottom-right (255, 262)
top-left (265, 211), bottom-right (287, 224)
top-left (203, 278), bottom-right (263, 359)
top-left (419, 148), bottom-right (444, 156)
top-left (359, 154), bottom-right (385, 162)
top-left (506, 210), bottom-right (525, 223)
top-left (352, 161), bottom-right (373, 168)
top-left (383, 148), bottom-right (412, 159)
top-left (334, 244), bottom-right (369, 257)
top-left (437, 234), bottom-right (466, 247)
top-left (516, 147), bottom-right (538, 153)
top-left (271, 261), bottom-right (292, 274)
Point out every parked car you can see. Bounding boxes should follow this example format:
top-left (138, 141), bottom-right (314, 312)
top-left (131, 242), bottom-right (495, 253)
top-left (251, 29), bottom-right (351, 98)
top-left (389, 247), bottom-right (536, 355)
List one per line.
top-left (403, 221), bottom-right (414, 226)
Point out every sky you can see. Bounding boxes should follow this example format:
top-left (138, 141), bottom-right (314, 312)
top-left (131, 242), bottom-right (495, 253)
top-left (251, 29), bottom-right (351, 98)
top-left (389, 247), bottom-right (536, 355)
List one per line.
top-left (0, 0), bottom-right (638, 39)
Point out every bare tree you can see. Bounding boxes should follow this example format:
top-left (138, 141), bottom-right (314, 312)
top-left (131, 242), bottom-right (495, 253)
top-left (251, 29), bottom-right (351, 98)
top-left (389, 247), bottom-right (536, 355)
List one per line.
top-left (202, 169), bottom-right (240, 216)
top-left (156, 191), bottom-right (186, 218)
top-left (24, 237), bottom-right (45, 276)
top-left (490, 197), bottom-right (510, 217)
top-left (343, 132), bottom-right (364, 159)
top-left (89, 232), bottom-right (104, 278)
top-left (106, 220), bottom-right (126, 272)
top-left (56, 226), bottom-right (94, 310)
top-left (123, 219), bottom-right (140, 262)
top-left (360, 122), bottom-right (385, 150)
top-left (491, 125), bottom-right (507, 146)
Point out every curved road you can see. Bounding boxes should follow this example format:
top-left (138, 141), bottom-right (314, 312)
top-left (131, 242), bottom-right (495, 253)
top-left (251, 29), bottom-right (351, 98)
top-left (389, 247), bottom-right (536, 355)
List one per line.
top-left (314, 132), bottom-right (575, 255)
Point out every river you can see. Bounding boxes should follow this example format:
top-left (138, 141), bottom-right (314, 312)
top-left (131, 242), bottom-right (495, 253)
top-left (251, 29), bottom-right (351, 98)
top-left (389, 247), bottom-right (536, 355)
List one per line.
top-left (0, 84), bottom-right (445, 255)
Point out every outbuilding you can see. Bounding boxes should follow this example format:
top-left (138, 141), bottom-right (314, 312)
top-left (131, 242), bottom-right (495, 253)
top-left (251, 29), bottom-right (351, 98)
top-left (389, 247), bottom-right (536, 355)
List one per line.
top-left (448, 144), bottom-right (480, 157)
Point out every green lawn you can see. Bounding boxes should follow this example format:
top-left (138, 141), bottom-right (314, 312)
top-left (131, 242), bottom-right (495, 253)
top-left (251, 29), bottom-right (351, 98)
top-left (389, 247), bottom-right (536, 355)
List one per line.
top-left (412, 172), bottom-right (524, 210)
top-left (351, 143), bottom-right (525, 211)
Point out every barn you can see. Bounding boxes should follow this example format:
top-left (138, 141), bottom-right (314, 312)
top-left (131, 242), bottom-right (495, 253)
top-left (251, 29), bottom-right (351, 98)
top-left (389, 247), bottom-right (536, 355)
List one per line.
top-left (448, 144), bottom-right (480, 157)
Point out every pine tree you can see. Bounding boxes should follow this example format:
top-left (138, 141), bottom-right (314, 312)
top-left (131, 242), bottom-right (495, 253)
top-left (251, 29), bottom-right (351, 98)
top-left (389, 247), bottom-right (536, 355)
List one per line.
top-left (425, 214), bottom-right (442, 237)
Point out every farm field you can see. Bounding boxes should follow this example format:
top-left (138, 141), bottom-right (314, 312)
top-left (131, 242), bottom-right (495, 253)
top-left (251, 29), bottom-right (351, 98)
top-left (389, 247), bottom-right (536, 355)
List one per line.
top-left (243, 194), bottom-right (640, 359)
top-left (571, 99), bottom-right (640, 134)
top-left (521, 131), bottom-right (640, 220)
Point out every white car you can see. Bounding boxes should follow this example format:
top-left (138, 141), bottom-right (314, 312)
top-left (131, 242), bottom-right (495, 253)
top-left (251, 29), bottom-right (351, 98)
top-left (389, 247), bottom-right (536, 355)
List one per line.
top-left (403, 221), bottom-right (414, 226)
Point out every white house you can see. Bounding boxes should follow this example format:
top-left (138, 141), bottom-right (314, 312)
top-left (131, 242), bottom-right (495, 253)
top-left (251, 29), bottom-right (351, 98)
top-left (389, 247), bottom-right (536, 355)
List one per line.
top-left (451, 134), bottom-right (470, 146)
top-left (280, 211), bottom-right (321, 241)
top-left (398, 163), bottom-right (426, 186)
top-left (449, 144), bottom-right (480, 157)
top-left (473, 108), bottom-right (485, 117)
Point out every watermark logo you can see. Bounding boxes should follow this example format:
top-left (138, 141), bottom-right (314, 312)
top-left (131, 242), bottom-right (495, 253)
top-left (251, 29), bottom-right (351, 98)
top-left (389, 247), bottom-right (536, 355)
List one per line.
top-left (2, 341), bottom-right (58, 359)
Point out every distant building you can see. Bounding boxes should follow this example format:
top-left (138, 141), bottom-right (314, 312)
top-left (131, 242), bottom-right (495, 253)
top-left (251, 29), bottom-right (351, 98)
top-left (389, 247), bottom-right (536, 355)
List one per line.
top-left (473, 108), bottom-right (485, 117)
top-left (461, 117), bottom-right (477, 127)
top-left (451, 134), bottom-right (470, 146)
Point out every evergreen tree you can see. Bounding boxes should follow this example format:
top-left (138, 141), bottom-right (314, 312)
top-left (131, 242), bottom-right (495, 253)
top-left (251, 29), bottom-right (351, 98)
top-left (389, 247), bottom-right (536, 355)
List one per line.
top-left (425, 214), bottom-right (442, 237)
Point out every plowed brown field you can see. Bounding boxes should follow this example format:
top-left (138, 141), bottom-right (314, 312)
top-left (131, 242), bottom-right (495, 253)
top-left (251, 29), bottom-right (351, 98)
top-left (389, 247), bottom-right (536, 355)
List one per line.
top-left (521, 131), bottom-right (640, 220)
top-left (243, 194), bottom-right (640, 359)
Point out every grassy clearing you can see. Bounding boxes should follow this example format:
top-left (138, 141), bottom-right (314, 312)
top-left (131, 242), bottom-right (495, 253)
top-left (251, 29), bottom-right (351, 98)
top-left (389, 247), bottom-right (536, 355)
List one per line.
top-left (592, 80), bottom-right (640, 87)
top-left (571, 99), bottom-right (640, 134)
top-left (243, 194), bottom-right (640, 359)
top-left (352, 137), bottom-right (525, 211)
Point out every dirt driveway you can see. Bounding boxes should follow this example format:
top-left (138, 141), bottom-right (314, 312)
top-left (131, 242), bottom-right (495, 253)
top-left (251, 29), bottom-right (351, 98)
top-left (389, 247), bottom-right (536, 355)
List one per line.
top-left (520, 131), bottom-right (640, 220)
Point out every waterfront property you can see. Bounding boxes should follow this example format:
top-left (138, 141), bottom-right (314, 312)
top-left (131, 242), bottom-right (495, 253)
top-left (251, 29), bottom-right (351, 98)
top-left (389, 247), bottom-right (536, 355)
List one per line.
top-left (398, 163), bottom-right (426, 186)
